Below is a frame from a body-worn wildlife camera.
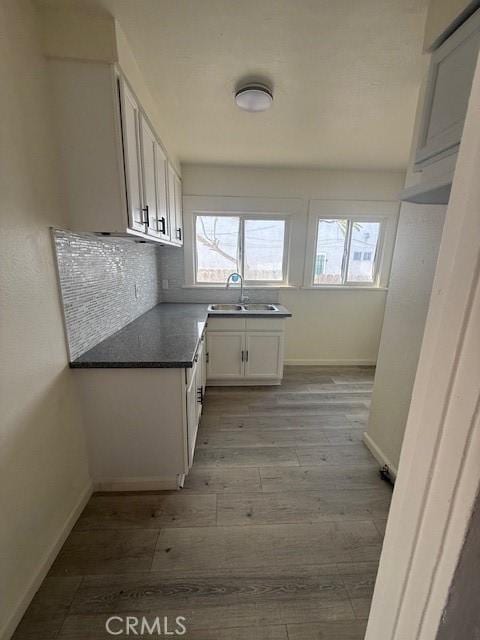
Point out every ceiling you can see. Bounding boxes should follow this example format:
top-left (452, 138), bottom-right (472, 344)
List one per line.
top-left (37, 0), bottom-right (428, 170)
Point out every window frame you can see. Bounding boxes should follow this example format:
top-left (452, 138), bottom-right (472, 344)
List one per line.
top-left (304, 200), bottom-right (399, 290)
top-left (192, 212), bottom-right (291, 286)
top-left (310, 215), bottom-right (385, 288)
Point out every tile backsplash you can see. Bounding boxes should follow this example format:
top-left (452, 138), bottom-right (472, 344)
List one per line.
top-left (54, 230), bottom-right (161, 360)
top-left (54, 231), bottom-right (280, 361)
top-left (157, 246), bottom-right (280, 304)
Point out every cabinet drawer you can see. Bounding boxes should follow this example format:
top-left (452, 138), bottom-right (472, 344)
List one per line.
top-left (245, 318), bottom-right (284, 331)
top-left (207, 317), bottom-right (246, 331)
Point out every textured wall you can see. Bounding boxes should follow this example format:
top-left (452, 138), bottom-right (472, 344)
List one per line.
top-left (0, 3), bottom-right (90, 636)
top-left (54, 230), bottom-right (162, 359)
top-left (366, 203), bottom-right (446, 470)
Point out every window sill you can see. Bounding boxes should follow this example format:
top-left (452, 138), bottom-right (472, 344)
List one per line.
top-left (300, 286), bottom-right (388, 291)
top-left (182, 284), bottom-right (298, 290)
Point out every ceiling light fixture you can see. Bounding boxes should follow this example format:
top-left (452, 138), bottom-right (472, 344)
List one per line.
top-left (235, 83), bottom-right (273, 112)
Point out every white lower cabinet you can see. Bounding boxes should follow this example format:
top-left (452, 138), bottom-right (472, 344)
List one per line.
top-left (186, 363), bottom-right (200, 468)
top-left (206, 318), bottom-right (285, 385)
top-left (74, 335), bottom-right (206, 491)
top-left (207, 332), bottom-right (244, 379)
top-left (244, 332), bottom-right (284, 379)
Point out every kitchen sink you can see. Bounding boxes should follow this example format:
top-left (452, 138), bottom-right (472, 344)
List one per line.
top-left (208, 304), bottom-right (243, 311)
top-left (208, 303), bottom-right (279, 312)
top-left (242, 304), bottom-right (278, 311)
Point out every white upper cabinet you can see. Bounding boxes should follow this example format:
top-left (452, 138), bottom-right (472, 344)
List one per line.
top-left (119, 80), bottom-right (144, 233)
top-left (48, 59), bottom-right (181, 245)
top-left (154, 142), bottom-right (170, 241)
top-left (167, 162), bottom-right (184, 246)
top-left (139, 114), bottom-right (159, 235)
top-left (174, 172), bottom-right (184, 245)
top-left (415, 9), bottom-right (480, 169)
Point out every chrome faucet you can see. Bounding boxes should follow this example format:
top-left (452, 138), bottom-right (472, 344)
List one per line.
top-left (226, 272), bottom-right (249, 303)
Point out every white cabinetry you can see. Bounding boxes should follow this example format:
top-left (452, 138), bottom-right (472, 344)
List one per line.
top-left (119, 80), bottom-right (144, 233)
top-left (74, 334), bottom-right (206, 491)
top-left (244, 332), bottom-right (284, 379)
top-left (167, 162), bottom-right (184, 245)
top-left (415, 9), bottom-right (480, 170)
top-left (207, 332), bottom-right (245, 379)
top-left (206, 318), bottom-right (285, 385)
top-left (49, 59), bottom-right (182, 245)
top-left (403, 9), bottom-right (480, 204)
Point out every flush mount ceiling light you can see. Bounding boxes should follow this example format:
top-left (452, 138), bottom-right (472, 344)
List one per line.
top-left (235, 83), bottom-right (273, 112)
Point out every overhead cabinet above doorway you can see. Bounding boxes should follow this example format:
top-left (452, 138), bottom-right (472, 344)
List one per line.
top-left (49, 59), bottom-right (183, 246)
top-left (402, 8), bottom-right (480, 205)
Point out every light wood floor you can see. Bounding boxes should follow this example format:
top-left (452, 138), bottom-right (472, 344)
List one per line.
top-left (13, 366), bottom-right (391, 639)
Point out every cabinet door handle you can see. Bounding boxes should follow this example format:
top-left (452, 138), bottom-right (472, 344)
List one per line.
top-left (141, 205), bottom-right (149, 225)
top-left (197, 387), bottom-right (203, 404)
top-left (245, 350), bottom-right (249, 362)
top-left (206, 352), bottom-right (209, 363)
top-left (176, 227), bottom-right (182, 241)
top-left (158, 216), bottom-right (166, 234)
top-left (241, 350), bottom-right (244, 362)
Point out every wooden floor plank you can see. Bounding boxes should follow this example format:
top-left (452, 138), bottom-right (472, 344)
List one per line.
top-left (259, 465), bottom-right (388, 493)
top-left (217, 489), bottom-right (391, 526)
top-left (59, 616), bottom-right (289, 639)
top-left (287, 620), bottom-right (368, 640)
top-left (193, 446), bottom-right (299, 467)
top-left (182, 467), bottom-right (262, 494)
top-left (48, 529), bottom-right (159, 577)
top-left (11, 578), bottom-right (81, 640)
top-left (74, 493), bottom-right (217, 530)
top-left (151, 521), bottom-right (382, 574)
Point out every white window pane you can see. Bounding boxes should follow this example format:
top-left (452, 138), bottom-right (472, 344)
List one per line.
top-left (347, 221), bottom-right (381, 283)
top-left (195, 215), bottom-right (239, 283)
top-left (244, 219), bottom-right (285, 281)
top-left (314, 219), bottom-right (347, 285)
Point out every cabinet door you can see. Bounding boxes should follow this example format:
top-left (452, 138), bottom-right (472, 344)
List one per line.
top-left (167, 162), bottom-right (183, 245)
top-left (174, 173), bottom-right (183, 245)
top-left (207, 332), bottom-right (244, 380)
top-left (244, 332), bottom-right (284, 379)
top-left (167, 162), bottom-right (177, 243)
top-left (139, 115), bottom-right (159, 236)
top-left (201, 335), bottom-right (207, 394)
top-left (154, 142), bottom-right (169, 240)
top-left (119, 79), bottom-right (144, 232)
top-left (415, 10), bottom-right (480, 167)
top-left (186, 365), bottom-right (199, 467)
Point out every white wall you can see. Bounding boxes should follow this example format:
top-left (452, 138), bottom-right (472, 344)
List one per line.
top-left (182, 164), bottom-right (404, 365)
top-left (365, 203), bottom-right (446, 472)
top-left (0, 2), bottom-right (91, 637)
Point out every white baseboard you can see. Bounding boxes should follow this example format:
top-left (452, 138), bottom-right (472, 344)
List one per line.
top-left (93, 476), bottom-right (179, 492)
top-left (206, 379), bottom-right (281, 387)
top-left (1, 481), bottom-right (93, 640)
top-left (284, 358), bottom-right (377, 366)
top-left (363, 432), bottom-right (398, 479)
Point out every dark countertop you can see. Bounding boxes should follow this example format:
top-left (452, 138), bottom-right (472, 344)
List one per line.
top-left (70, 303), bottom-right (291, 369)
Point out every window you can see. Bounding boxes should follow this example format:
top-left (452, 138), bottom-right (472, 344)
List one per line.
top-left (194, 214), bottom-right (288, 284)
top-left (312, 217), bottom-right (383, 286)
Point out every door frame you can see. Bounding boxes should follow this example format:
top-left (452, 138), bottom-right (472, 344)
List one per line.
top-left (366, 55), bottom-right (480, 640)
